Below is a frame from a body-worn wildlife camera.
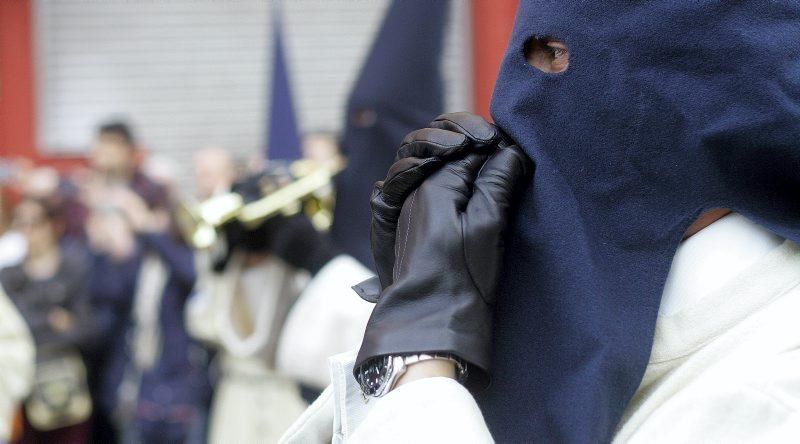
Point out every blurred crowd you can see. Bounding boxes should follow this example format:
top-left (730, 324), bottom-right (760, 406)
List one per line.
top-left (0, 121), bottom-right (343, 444)
top-left (0, 1), bottom-right (453, 441)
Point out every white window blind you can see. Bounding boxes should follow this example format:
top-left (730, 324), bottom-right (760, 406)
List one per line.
top-left (34, 0), bottom-right (471, 189)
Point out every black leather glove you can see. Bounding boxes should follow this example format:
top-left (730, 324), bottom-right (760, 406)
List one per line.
top-left (361, 112), bottom-right (506, 298)
top-left (354, 113), bottom-right (532, 389)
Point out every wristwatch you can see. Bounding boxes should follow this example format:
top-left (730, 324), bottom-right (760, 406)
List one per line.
top-left (355, 353), bottom-right (469, 398)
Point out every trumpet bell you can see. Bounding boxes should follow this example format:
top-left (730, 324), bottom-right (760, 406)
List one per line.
top-left (238, 163), bottom-right (337, 228)
top-left (199, 193), bottom-right (244, 227)
top-left (177, 157), bottom-right (345, 249)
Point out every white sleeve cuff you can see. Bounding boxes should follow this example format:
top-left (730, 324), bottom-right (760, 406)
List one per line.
top-left (275, 255), bottom-right (375, 388)
top-left (328, 350), bottom-right (493, 443)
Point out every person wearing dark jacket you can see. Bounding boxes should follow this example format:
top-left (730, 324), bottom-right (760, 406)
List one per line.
top-left (128, 230), bottom-right (211, 444)
top-left (1, 197), bottom-right (96, 443)
top-left (87, 183), bottom-right (211, 444)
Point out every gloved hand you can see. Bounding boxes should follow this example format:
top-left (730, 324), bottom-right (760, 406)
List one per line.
top-left (363, 112), bottom-right (507, 297)
top-left (354, 116), bottom-right (532, 389)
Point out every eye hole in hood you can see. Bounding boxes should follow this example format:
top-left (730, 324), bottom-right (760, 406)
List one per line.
top-left (524, 36), bottom-right (570, 73)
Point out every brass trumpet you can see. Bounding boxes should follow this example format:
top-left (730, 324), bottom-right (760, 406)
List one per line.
top-left (176, 157), bottom-right (345, 249)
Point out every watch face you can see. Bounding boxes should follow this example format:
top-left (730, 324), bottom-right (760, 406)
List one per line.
top-left (356, 355), bottom-right (392, 397)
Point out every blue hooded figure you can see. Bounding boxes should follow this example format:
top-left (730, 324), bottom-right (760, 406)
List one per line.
top-left (330, 0), bottom-right (450, 268)
top-left (265, 7), bottom-right (302, 162)
top-left (475, 1), bottom-right (800, 441)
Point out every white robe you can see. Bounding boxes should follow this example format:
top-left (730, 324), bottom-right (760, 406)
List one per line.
top-left (186, 253), bottom-right (374, 444)
top-left (280, 214), bottom-right (800, 443)
top-left (187, 255), bottom-right (308, 444)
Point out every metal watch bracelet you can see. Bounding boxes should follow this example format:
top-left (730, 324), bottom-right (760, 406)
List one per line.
top-left (356, 353), bottom-right (468, 398)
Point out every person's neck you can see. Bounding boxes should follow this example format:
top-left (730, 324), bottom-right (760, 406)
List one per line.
top-left (683, 208), bottom-right (732, 239)
top-left (24, 244), bottom-right (61, 280)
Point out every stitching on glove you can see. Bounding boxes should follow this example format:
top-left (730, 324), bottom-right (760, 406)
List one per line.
top-left (460, 214), bottom-right (487, 304)
top-left (395, 188), bottom-right (419, 281)
top-left (398, 139), bottom-right (466, 150)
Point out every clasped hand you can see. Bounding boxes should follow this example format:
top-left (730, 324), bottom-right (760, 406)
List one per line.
top-left (355, 112), bottom-right (532, 390)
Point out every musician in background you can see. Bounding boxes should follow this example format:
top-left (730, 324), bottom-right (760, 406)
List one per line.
top-left (186, 170), bottom-right (372, 443)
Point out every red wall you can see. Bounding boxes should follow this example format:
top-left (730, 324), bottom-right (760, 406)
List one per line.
top-left (471, 0), bottom-right (518, 121)
top-left (0, 0), bottom-right (87, 171)
top-left (1, 1), bottom-right (517, 164)
top-left (0, 0), bottom-right (36, 160)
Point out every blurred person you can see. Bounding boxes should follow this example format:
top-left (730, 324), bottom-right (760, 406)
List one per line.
top-left (186, 171), bottom-right (370, 443)
top-left (86, 121), bottom-right (167, 209)
top-left (25, 122), bottom-right (167, 247)
top-left (206, 0), bottom-right (453, 406)
top-left (0, 166), bottom-right (63, 267)
top-left (191, 1), bottom-right (448, 438)
top-left (0, 198), bottom-right (96, 443)
top-left (300, 133), bottom-right (339, 167)
top-left (192, 148), bottom-right (236, 201)
top-left (189, 3), bottom-right (451, 440)
top-left (16, 166), bottom-right (88, 254)
top-left (184, 147), bottom-right (235, 359)
top-left (85, 199), bottom-right (140, 444)
top-left (86, 185), bottom-right (210, 444)
top-left (81, 120), bottom-right (173, 444)
top-left (243, 151), bottom-right (267, 176)
top-left (0, 283), bottom-right (35, 444)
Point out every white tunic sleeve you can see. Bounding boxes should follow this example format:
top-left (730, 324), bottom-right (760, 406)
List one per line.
top-left (348, 377), bottom-right (493, 443)
top-left (279, 350), bottom-right (493, 444)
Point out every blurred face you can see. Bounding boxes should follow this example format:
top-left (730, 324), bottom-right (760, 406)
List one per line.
top-left (21, 167), bottom-right (59, 199)
top-left (193, 149), bottom-right (234, 200)
top-left (91, 133), bottom-right (134, 180)
top-left (13, 200), bottom-right (56, 254)
top-left (301, 134), bottom-right (339, 164)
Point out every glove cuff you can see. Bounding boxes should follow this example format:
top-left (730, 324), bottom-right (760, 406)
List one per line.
top-left (351, 276), bottom-right (381, 303)
top-left (354, 311), bottom-right (491, 392)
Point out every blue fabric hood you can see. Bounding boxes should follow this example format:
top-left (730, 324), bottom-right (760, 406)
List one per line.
top-left (480, 2), bottom-right (800, 441)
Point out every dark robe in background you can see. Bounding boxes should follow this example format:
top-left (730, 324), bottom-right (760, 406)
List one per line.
top-left (330, 0), bottom-right (449, 268)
